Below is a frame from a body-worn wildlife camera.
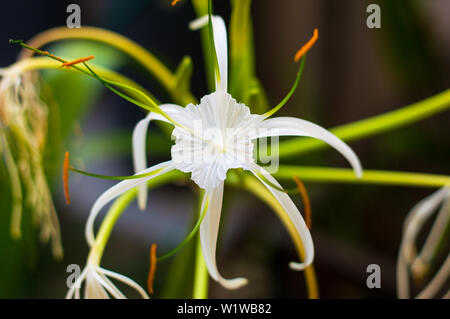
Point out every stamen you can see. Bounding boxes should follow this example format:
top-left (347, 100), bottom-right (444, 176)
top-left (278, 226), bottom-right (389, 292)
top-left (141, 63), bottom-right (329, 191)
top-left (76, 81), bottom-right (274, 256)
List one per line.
top-left (172, 0), bottom-right (181, 5)
top-left (68, 165), bottom-right (164, 180)
top-left (147, 243), bottom-right (157, 294)
top-left (293, 176), bottom-right (312, 229)
top-left (294, 28), bottom-right (318, 63)
top-left (10, 39), bottom-right (66, 64)
top-left (263, 30), bottom-right (318, 118)
top-left (63, 152), bottom-right (70, 205)
top-left (10, 39), bottom-right (184, 128)
top-left (60, 56), bottom-right (95, 69)
top-left (208, 0), bottom-right (221, 84)
top-left (157, 197), bottom-right (209, 262)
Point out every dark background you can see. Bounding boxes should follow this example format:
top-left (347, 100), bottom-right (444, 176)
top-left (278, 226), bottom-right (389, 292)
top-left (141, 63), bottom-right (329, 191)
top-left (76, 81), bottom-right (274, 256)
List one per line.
top-left (0, 0), bottom-right (449, 298)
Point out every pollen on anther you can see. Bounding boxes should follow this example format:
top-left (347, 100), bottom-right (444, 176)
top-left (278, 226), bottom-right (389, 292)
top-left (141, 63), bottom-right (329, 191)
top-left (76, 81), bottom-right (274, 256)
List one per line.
top-left (294, 28), bottom-right (318, 63)
top-left (171, 0), bottom-right (181, 6)
top-left (63, 152), bottom-right (71, 205)
top-left (147, 243), bottom-right (157, 294)
top-left (293, 176), bottom-right (312, 229)
top-left (60, 55), bottom-right (95, 69)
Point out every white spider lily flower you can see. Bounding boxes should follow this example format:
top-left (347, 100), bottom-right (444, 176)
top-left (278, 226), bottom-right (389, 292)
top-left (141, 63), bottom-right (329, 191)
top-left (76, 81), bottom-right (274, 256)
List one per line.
top-left (396, 186), bottom-right (450, 299)
top-left (66, 256), bottom-right (149, 299)
top-left (88, 15), bottom-right (362, 290)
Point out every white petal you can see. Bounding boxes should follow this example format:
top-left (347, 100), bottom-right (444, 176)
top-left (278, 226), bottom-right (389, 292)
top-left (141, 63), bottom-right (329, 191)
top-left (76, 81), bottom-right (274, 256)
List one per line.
top-left (248, 163), bottom-right (314, 271)
top-left (93, 271), bottom-right (125, 299)
top-left (396, 187), bottom-right (449, 299)
top-left (132, 104), bottom-right (185, 210)
top-left (98, 272), bottom-right (127, 298)
top-left (200, 182), bottom-right (248, 289)
top-left (396, 249), bottom-right (410, 299)
top-left (65, 267), bottom-right (88, 299)
top-left (99, 267), bottom-right (149, 299)
top-left (254, 117), bottom-right (363, 178)
top-left (190, 15), bottom-right (228, 91)
top-left (412, 189), bottom-right (450, 273)
top-left (85, 161), bottom-right (174, 247)
top-left (401, 187), bottom-right (449, 263)
top-left (85, 271), bottom-right (110, 299)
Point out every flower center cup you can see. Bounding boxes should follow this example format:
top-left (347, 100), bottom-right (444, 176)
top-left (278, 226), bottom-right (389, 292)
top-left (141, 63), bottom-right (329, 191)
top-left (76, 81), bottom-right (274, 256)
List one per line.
top-left (171, 91), bottom-right (263, 189)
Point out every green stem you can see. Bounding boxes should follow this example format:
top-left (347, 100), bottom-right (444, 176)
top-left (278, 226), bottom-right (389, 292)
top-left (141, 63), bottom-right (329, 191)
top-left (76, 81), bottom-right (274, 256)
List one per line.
top-left (4, 57), bottom-right (157, 105)
top-left (278, 89), bottom-right (450, 157)
top-left (192, 0), bottom-right (215, 91)
top-left (89, 188), bottom-right (137, 263)
top-left (18, 26), bottom-right (196, 105)
top-left (192, 192), bottom-right (209, 299)
top-left (273, 166), bottom-right (450, 188)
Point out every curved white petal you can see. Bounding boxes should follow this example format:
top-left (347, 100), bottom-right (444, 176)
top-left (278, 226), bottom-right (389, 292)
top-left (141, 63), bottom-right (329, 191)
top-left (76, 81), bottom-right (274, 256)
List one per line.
top-left (85, 161), bottom-right (174, 247)
top-left (190, 15), bottom-right (228, 91)
top-left (254, 117), bottom-right (363, 178)
top-left (66, 267), bottom-right (88, 299)
top-left (200, 182), bottom-right (248, 289)
top-left (98, 272), bottom-right (127, 299)
top-left (99, 267), bottom-right (149, 299)
top-left (93, 271), bottom-right (125, 299)
top-left (412, 190), bottom-right (450, 274)
top-left (84, 271), bottom-right (110, 299)
top-left (401, 187), bottom-right (449, 263)
top-left (132, 104), bottom-right (185, 210)
top-left (248, 163), bottom-right (314, 271)
top-left (396, 249), bottom-right (410, 299)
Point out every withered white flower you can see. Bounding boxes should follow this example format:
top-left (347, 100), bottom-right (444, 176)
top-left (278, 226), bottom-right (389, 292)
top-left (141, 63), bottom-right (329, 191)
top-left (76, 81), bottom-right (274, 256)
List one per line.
top-left (397, 186), bottom-right (450, 299)
top-left (86, 15), bottom-right (362, 289)
top-left (66, 256), bottom-right (149, 299)
top-left (0, 64), bottom-right (62, 258)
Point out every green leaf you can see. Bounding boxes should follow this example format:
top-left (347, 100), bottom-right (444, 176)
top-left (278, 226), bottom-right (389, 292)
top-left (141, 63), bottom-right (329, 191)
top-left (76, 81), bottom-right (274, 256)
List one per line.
top-left (229, 0), bottom-right (255, 103)
top-left (174, 56), bottom-right (194, 93)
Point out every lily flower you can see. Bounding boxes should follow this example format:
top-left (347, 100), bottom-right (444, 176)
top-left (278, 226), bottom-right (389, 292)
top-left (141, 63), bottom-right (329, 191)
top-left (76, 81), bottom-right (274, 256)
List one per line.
top-left (397, 186), bottom-right (450, 299)
top-left (86, 14), bottom-right (362, 289)
top-left (66, 254), bottom-right (149, 299)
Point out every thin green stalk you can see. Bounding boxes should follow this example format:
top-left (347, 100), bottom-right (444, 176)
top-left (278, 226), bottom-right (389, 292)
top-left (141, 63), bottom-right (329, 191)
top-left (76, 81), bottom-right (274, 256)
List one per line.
top-left (90, 188), bottom-right (137, 262)
top-left (158, 201), bottom-right (208, 262)
top-left (17, 26), bottom-right (196, 105)
top-left (208, 0), bottom-right (220, 85)
top-left (273, 166), bottom-right (450, 188)
top-left (192, 0), bottom-right (214, 91)
top-left (88, 171), bottom-right (185, 262)
top-left (192, 191), bottom-right (209, 299)
top-left (4, 57), bottom-right (158, 104)
top-left (264, 55), bottom-right (307, 118)
top-left (279, 89), bottom-right (450, 157)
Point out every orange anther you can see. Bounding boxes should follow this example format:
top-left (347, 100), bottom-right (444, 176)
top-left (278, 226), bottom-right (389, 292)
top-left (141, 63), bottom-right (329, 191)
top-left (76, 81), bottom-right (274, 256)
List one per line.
top-left (63, 152), bottom-right (71, 205)
top-left (60, 55), bottom-right (95, 69)
top-left (294, 29), bottom-right (318, 63)
top-left (293, 176), bottom-right (312, 229)
top-left (147, 243), bottom-right (157, 294)
top-left (172, 0), bottom-right (181, 6)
